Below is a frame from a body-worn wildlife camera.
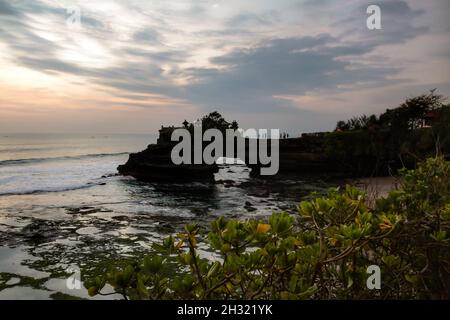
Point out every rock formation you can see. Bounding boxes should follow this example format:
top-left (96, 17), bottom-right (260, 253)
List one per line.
top-left (118, 127), bottom-right (219, 182)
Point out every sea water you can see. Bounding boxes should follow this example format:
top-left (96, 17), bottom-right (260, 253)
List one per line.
top-left (0, 133), bottom-right (325, 299)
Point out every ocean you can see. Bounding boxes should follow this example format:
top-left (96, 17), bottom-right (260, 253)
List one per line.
top-left (0, 133), bottom-right (328, 299)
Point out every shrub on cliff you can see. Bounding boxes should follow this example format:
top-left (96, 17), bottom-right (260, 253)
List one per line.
top-left (329, 91), bottom-right (449, 175)
top-left (182, 111), bottom-right (239, 134)
top-left (85, 157), bottom-right (449, 299)
top-left (335, 90), bottom-right (446, 132)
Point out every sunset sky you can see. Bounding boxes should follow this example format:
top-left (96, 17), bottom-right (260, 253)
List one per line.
top-left (0, 0), bottom-right (449, 134)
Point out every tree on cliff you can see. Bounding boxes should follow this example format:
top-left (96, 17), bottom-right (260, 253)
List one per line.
top-left (336, 115), bottom-right (378, 131)
top-left (430, 104), bottom-right (450, 153)
top-left (380, 90), bottom-right (444, 131)
top-left (185, 111), bottom-right (239, 134)
top-left (335, 90), bottom-right (446, 132)
top-left (329, 90), bottom-right (449, 175)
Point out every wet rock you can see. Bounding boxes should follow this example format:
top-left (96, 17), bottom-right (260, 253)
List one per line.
top-left (101, 173), bottom-right (119, 178)
top-left (66, 207), bottom-right (98, 215)
top-left (111, 215), bottom-right (130, 222)
top-left (216, 179), bottom-right (235, 188)
top-left (118, 143), bottom-right (218, 182)
top-left (21, 220), bottom-right (60, 244)
top-left (155, 222), bottom-right (175, 233)
top-left (191, 208), bottom-right (209, 216)
top-left (244, 201), bottom-right (257, 212)
top-left (278, 204), bottom-right (293, 211)
top-left (76, 227), bottom-right (101, 235)
top-left (66, 206), bottom-right (112, 215)
top-left (5, 277), bottom-right (21, 286)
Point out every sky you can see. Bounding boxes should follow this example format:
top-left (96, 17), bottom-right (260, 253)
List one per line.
top-left (0, 0), bottom-right (449, 134)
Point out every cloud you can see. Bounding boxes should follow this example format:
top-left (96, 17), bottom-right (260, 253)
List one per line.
top-left (0, 0), bottom-right (17, 15)
top-left (0, 0), bottom-right (448, 133)
top-left (332, 0), bottom-right (428, 45)
top-left (169, 0), bottom-right (437, 115)
top-left (124, 47), bottom-right (188, 63)
top-left (133, 28), bottom-right (162, 43)
top-left (179, 35), bottom-right (399, 112)
top-left (226, 11), bottom-right (280, 27)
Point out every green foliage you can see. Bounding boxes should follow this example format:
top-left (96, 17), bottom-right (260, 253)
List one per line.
top-left (336, 115), bottom-right (378, 131)
top-left (336, 90), bottom-right (445, 132)
top-left (182, 111), bottom-right (239, 135)
top-left (329, 91), bottom-right (449, 175)
top-left (375, 157), bottom-right (450, 298)
top-left (86, 157), bottom-right (450, 299)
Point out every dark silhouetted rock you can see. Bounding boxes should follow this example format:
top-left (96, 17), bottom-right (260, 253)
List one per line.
top-left (118, 142), bottom-right (218, 182)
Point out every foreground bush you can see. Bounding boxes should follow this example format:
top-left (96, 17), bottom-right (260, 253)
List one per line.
top-left (85, 157), bottom-right (449, 299)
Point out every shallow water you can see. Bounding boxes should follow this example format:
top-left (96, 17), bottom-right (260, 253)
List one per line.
top-left (0, 134), bottom-right (330, 299)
